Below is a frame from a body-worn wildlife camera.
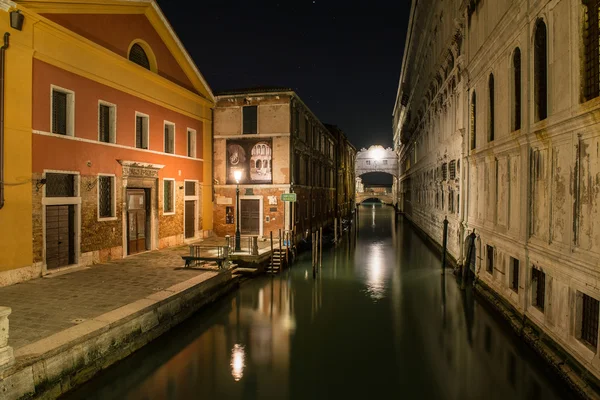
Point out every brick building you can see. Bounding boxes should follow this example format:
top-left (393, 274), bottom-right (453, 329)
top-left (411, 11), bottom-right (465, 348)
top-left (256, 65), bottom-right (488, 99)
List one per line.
top-left (394, 0), bottom-right (600, 382)
top-left (213, 88), bottom-right (352, 243)
top-left (0, 0), bottom-right (214, 286)
top-left (325, 124), bottom-right (357, 220)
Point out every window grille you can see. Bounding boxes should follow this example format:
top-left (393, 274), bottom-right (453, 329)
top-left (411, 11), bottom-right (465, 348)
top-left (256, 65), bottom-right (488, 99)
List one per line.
top-left (534, 20), bottom-right (548, 121)
top-left (449, 160), bottom-right (456, 180)
top-left (513, 48), bottom-right (522, 130)
top-left (46, 173), bottom-right (75, 197)
top-left (442, 163), bottom-right (448, 180)
top-left (129, 43), bottom-right (150, 70)
top-left (470, 92), bottom-right (477, 150)
top-left (489, 74), bottom-right (495, 142)
top-left (584, 0), bottom-right (600, 101)
top-left (164, 124), bottom-right (174, 154)
top-left (243, 106), bottom-right (258, 134)
top-left (98, 176), bottom-right (113, 218)
top-left (99, 104), bottom-right (110, 143)
top-left (185, 181), bottom-right (196, 196)
top-left (511, 258), bottom-right (520, 292)
top-left (581, 293), bottom-right (599, 348)
top-left (486, 245), bottom-right (494, 274)
top-left (163, 180), bottom-right (174, 213)
top-left (532, 267), bottom-right (546, 311)
top-left (52, 90), bottom-right (67, 135)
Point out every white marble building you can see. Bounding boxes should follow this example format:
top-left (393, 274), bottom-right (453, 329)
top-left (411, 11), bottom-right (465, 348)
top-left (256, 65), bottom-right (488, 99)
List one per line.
top-left (394, 0), bottom-right (600, 383)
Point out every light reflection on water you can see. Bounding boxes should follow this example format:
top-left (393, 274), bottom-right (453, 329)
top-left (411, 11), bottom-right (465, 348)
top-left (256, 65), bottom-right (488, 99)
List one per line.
top-left (65, 205), bottom-right (578, 400)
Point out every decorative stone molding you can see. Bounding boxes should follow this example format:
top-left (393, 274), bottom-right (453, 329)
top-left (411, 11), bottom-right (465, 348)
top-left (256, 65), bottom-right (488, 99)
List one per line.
top-left (0, 0), bottom-right (17, 12)
top-left (0, 306), bottom-right (14, 370)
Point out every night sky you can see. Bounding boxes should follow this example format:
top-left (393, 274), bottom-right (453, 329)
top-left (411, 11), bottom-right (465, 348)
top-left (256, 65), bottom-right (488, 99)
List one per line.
top-left (157, 1), bottom-right (410, 184)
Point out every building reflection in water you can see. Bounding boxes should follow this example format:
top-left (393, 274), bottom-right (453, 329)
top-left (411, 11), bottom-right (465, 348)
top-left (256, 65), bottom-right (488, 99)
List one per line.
top-left (230, 344), bottom-right (245, 381)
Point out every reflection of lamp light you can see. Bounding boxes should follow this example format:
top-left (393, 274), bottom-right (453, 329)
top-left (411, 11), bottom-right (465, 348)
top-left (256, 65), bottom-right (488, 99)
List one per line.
top-left (231, 344), bottom-right (245, 381)
top-left (234, 169), bottom-right (242, 252)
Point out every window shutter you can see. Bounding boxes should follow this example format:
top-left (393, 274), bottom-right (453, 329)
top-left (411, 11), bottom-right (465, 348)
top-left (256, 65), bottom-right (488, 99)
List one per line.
top-left (136, 116), bottom-right (145, 149)
top-left (243, 106), bottom-right (258, 134)
top-left (99, 176), bottom-right (113, 218)
top-left (129, 44), bottom-right (151, 70)
top-left (52, 91), bottom-right (67, 135)
top-left (99, 105), bottom-right (110, 143)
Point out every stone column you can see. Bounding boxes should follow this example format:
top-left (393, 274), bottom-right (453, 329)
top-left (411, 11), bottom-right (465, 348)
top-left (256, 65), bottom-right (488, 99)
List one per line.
top-left (0, 306), bottom-right (14, 370)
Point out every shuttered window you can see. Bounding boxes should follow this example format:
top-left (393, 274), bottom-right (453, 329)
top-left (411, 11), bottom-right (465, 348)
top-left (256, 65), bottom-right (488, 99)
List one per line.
top-left (98, 176), bottom-right (114, 218)
top-left (187, 129), bottom-right (196, 158)
top-left (52, 90), bottom-right (68, 135)
top-left (534, 20), bottom-right (548, 122)
top-left (581, 293), bottom-right (599, 348)
top-left (129, 43), bottom-right (150, 70)
top-left (99, 104), bottom-right (111, 143)
top-left (164, 123), bottom-right (175, 154)
top-left (243, 106), bottom-right (258, 134)
top-left (532, 267), bottom-right (546, 311)
top-left (488, 73), bottom-right (495, 142)
top-left (513, 48), bottom-right (522, 130)
top-left (135, 115), bottom-right (148, 149)
top-left (163, 180), bottom-right (174, 213)
top-left (584, 0), bottom-right (600, 101)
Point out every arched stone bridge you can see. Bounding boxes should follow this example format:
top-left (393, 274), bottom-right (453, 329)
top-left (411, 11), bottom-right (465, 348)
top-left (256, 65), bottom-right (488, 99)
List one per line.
top-left (356, 192), bottom-right (394, 205)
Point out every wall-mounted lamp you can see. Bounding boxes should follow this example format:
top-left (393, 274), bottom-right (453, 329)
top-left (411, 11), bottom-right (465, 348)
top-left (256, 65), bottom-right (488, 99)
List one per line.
top-left (35, 178), bottom-right (46, 192)
top-left (10, 10), bottom-right (23, 31)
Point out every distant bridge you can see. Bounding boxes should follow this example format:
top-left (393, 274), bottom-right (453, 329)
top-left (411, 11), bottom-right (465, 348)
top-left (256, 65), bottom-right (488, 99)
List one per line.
top-left (356, 192), bottom-right (394, 205)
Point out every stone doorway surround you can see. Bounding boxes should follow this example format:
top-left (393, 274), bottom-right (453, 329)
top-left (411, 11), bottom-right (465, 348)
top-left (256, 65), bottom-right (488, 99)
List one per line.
top-left (118, 160), bottom-right (164, 256)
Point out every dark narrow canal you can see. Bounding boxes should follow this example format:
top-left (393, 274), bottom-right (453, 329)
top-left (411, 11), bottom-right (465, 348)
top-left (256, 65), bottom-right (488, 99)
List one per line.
top-left (65, 204), bottom-right (577, 400)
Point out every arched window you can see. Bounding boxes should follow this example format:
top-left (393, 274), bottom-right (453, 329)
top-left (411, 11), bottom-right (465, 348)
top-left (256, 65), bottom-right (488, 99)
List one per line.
top-left (512, 48), bottom-right (522, 131)
top-left (470, 92), bottom-right (477, 150)
top-left (583, 0), bottom-right (600, 101)
top-left (534, 20), bottom-right (548, 122)
top-left (488, 73), bottom-right (495, 142)
top-left (129, 43), bottom-right (151, 70)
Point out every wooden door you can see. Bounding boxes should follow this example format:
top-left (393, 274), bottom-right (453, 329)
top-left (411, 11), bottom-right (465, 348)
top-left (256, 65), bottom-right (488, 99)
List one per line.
top-left (127, 189), bottom-right (148, 255)
top-left (240, 199), bottom-right (260, 235)
top-left (185, 200), bottom-right (196, 239)
top-left (46, 205), bottom-right (75, 269)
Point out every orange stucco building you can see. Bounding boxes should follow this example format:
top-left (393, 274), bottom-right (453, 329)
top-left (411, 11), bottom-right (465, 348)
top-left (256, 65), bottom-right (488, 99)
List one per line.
top-left (0, 0), bottom-right (214, 286)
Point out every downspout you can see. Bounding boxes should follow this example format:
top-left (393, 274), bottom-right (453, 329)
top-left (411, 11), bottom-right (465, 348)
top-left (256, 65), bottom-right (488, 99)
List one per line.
top-left (0, 32), bottom-right (10, 210)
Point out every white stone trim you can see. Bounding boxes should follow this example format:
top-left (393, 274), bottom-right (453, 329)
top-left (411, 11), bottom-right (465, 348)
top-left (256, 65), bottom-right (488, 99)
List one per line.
top-left (0, 1), bottom-right (17, 12)
top-left (33, 130), bottom-right (204, 162)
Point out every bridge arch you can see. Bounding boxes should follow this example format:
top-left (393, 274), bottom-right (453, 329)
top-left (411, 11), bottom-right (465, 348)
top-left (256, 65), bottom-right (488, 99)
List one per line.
top-left (355, 145), bottom-right (398, 206)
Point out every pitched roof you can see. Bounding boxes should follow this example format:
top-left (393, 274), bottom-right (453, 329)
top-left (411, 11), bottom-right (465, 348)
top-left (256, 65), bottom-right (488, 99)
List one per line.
top-left (215, 87), bottom-right (295, 96)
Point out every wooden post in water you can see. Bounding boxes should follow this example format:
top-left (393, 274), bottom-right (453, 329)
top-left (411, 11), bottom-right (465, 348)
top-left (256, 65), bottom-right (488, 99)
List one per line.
top-left (442, 216), bottom-right (448, 273)
top-left (312, 232), bottom-right (316, 279)
top-left (270, 231), bottom-right (274, 273)
top-left (278, 228), bottom-right (282, 261)
top-left (334, 218), bottom-right (338, 244)
top-left (319, 227), bottom-right (323, 268)
top-left (286, 230), bottom-right (290, 266)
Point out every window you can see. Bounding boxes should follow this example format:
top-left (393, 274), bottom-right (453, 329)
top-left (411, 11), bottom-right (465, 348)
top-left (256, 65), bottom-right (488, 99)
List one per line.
top-left (449, 190), bottom-right (454, 213)
top-left (243, 106), bottom-right (258, 134)
top-left (534, 20), bottom-right (548, 122)
top-left (531, 267), bottom-right (546, 311)
top-left (135, 113), bottom-right (149, 149)
top-left (510, 257), bottom-right (520, 292)
top-left (98, 175), bottom-right (115, 219)
top-left (294, 152), bottom-right (300, 185)
top-left (449, 160), bottom-right (456, 180)
top-left (580, 293), bottom-right (599, 348)
top-left (442, 163), bottom-right (448, 180)
top-left (583, 0), bottom-right (600, 101)
top-left (470, 92), bottom-right (477, 150)
top-left (163, 179), bottom-right (175, 214)
top-left (164, 122), bottom-right (175, 154)
top-left (486, 245), bottom-right (494, 274)
top-left (45, 173), bottom-right (76, 197)
top-left (512, 48), bottom-right (522, 130)
top-left (488, 73), bottom-right (495, 142)
top-left (305, 120), bottom-right (311, 143)
top-left (532, 149), bottom-right (544, 180)
top-left (98, 102), bottom-right (116, 143)
top-left (187, 128), bottom-right (197, 158)
top-left (185, 181), bottom-right (196, 196)
top-left (51, 87), bottom-right (74, 136)
top-left (129, 43), bottom-right (150, 70)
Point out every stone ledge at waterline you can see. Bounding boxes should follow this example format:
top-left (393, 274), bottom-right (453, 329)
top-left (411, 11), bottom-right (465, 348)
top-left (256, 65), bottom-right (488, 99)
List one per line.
top-left (0, 271), bottom-right (238, 400)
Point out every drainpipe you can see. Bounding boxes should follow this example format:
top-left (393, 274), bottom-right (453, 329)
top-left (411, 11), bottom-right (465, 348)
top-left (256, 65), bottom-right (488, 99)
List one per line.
top-left (0, 32), bottom-right (10, 210)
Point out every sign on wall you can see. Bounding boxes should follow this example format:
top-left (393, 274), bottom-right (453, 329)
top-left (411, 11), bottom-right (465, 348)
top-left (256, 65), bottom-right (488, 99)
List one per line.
top-left (226, 139), bottom-right (273, 184)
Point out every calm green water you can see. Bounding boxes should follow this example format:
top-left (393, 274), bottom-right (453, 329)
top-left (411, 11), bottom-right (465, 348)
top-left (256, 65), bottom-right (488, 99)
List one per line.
top-left (64, 205), bottom-right (577, 400)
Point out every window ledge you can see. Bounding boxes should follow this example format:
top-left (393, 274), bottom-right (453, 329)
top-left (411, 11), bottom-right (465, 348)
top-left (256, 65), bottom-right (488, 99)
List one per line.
top-left (163, 211), bottom-right (176, 216)
top-left (98, 216), bottom-right (118, 222)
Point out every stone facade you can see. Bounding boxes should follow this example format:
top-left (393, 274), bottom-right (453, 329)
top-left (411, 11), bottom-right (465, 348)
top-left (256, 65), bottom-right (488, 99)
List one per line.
top-left (395, 0), bottom-right (600, 381)
top-left (214, 88), bottom-right (354, 244)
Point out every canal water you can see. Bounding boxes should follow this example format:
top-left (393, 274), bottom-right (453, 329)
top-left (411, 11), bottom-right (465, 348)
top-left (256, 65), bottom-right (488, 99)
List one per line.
top-left (65, 205), bottom-right (577, 400)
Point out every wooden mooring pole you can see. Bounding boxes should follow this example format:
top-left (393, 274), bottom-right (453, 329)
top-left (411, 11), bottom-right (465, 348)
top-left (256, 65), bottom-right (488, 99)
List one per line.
top-left (319, 227), bottom-right (323, 268)
top-left (270, 231), bottom-right (274, 273)
top-left (442, 216), bottom-right (448, 273)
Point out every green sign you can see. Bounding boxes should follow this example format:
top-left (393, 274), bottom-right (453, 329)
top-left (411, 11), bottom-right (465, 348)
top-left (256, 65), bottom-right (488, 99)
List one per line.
top-left (281, 193), bottom-right (297, 202)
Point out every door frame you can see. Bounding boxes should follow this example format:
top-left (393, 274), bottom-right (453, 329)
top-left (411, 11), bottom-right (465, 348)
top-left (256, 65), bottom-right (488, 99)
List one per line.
top-left (183, 179), bottom-right (199, 242)
top-left (125, 188), bottom-right (151, 255)
top-left (238, 195), bottom-right (263, 237)
top-left (41, 169), bottom-right (81, 274)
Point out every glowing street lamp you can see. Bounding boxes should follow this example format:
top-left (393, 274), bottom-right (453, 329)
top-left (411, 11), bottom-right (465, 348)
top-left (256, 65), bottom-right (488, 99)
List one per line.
top-left (234, 169), bottom-right (242, 252)
top-left (371, 146), bottom-right (384, 161)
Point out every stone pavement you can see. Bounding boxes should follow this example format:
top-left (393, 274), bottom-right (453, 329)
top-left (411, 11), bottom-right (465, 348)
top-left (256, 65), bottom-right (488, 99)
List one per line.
top-left (0, 246), bottom-right (208, 350)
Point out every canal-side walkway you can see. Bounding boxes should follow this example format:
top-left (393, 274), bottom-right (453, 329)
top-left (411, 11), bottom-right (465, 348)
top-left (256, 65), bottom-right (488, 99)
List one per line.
top-left (0, 245), bottom-right (239, 399)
